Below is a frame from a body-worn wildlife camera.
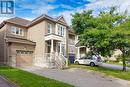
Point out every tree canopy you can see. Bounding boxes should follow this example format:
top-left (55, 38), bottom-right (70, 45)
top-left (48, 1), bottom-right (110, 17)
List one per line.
top-left (72, 7), bottom-right (130, 71)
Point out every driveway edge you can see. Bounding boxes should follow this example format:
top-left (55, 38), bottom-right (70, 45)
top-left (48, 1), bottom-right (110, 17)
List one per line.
top-left (0, 75), bottom-right (19, 87)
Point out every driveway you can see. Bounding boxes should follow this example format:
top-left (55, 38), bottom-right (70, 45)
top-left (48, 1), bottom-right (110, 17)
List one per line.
top-left (100, 63), bottom-right (130, 71)
top-left (22, 66), bottom-right (130, 87)
top-left (0, 76), bottom-right (16, 87)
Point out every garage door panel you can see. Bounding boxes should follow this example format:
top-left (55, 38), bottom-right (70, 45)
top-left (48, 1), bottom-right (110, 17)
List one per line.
top-left (16, 50), bottom-right (33, 67)
top-left (16, 55), bottom-right (33, 67)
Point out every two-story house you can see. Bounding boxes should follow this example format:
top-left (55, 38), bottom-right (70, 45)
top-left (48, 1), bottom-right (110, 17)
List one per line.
top-left (0, 14), bottom-right (69, 68)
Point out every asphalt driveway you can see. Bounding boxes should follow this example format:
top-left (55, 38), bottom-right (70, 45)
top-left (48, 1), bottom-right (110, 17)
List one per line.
top-left (22, 66), bottom-right (130, 87)
top-left (0, 76), bottom-right (16, 87)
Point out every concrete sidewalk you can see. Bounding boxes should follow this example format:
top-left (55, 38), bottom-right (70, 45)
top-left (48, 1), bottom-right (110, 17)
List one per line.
top-left (0, 76), bottom-right (16, 87)
top-left (22, 66), bottom-right (130, 87)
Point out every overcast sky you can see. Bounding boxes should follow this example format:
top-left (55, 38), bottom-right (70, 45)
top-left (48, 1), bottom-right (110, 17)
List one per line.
top-left (0, 0), bottom-right (130, 25)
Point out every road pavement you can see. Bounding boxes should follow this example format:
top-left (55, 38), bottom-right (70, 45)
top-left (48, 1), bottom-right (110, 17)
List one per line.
top-left (100, 63), bottom-right (130, 71)
top-left (0, 76), bottom-right (16, 87)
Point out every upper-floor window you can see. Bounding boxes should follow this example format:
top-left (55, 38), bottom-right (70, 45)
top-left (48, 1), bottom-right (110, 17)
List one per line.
top-left (47, 23), bottom-right (52, 34)
top-left (57, 25), bottom-right (64, 36)
top-left (58, 25), bottom-right (61, 35)
top-left (11, 26), bottom-right (24, 36)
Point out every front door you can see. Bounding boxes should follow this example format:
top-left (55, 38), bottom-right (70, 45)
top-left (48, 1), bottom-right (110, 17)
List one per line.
top-left (56, 42), bottom-right (65, 55)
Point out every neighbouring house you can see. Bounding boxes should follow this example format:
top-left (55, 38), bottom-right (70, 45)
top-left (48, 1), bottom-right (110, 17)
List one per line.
top-left (75, 36), bottom-right (90, 59)
top-left (0, 14), bottom-right (74, 68)
top-left (68, 29), bottom-right (76, 63)
top-left (75, 37), bottom-right (122, 61)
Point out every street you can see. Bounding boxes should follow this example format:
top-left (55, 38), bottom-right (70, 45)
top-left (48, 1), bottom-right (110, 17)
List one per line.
top-left (100, 63), bottom-right (130, 71)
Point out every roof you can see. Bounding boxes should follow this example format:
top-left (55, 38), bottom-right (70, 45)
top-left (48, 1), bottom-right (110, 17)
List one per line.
top-left (6, 36), bottom-right (36, 45)
top-left (0, 14), bottom-right (68, 29)
top-left (28, 14), bottom-right (68, 27)
top-left (5, 17), bottom-right (31, 27)
top-left (68, 28), bottom-right (75, 35)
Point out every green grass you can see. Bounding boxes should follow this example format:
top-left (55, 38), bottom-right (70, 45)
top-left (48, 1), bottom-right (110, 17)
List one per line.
top-left (70, 64), bottom-right (130, 81)
top-left (0, 66), bottom-right (74, 87)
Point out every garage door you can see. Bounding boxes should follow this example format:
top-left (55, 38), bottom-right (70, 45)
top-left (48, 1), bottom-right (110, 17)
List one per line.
top-left (16, 50), bottom-right (33, 67)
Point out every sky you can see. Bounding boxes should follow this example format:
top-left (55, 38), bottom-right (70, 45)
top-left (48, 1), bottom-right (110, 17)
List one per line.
top-left (0, 0), bottom-right (130, 25)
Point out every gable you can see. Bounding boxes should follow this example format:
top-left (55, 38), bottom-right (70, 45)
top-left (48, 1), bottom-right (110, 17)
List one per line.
top-left (57, 16), bottom-right (67, 25)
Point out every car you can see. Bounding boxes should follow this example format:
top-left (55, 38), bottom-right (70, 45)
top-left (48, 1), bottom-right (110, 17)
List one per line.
top-left (74, 55), bottom-right (102, 66)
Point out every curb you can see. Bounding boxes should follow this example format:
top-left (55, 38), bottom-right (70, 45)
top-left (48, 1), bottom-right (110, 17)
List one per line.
top-left (0, 75), bottom-right (19, 87)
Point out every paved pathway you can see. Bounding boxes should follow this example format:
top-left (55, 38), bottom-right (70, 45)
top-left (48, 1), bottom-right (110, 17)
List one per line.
top-left (100, 63), bottom-right (130, 71)
top-left (22, 66), bottom-right (130, 87)
top-left (0, 76), bottom-right (16, 87)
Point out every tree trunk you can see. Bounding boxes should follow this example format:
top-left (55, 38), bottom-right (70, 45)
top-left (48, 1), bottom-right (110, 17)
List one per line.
top-left (122, 53), bottom-right (126, 71)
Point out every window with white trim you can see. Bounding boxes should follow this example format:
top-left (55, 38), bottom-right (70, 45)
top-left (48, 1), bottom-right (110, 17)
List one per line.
top-left (62, 28), bottom-right (64, 36)
top-left (47, 23), bottom-right (52, 34)
top-left (57, 25), bottom-right (64, 36)
top-left (58, 25), bottom-right (60, 35)
top-left (11, 26), bottom-right (24, 36)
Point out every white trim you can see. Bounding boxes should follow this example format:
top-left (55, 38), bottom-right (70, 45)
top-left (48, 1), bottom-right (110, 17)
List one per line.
top-left (77, 47), bottom-right (80, 59)
top-left (11, 26), bottom-right (24, 36)
top-left (47, 23), bottom-right (52, 34)
top-left (56, 24), bottom-right (65, 37)
top-left (51, 39), bottom-right (54, 53)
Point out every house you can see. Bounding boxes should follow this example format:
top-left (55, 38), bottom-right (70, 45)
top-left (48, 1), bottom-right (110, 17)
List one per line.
top-left (75, 37), bottom-right (122, 61)
top-left (68, 29), bottom-right (76, 63)
top-left (0, 14), bottom-right (73, 68)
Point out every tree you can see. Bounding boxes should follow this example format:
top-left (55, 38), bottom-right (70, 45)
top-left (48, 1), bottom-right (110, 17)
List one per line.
top-left (72, 7), bottom-right (130, 71)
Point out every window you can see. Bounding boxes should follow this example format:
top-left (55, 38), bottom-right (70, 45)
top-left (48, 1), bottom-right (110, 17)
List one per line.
top-left (62, 28), bottom-right (64, 36)
top-left (61, 27), bottom-right (62, 36)
top-left (57, 25), bottom-right (64, 36)
top-left (58, 25), bottom-right (61, 35)
top-left (11, 26), bottom-right (24, 36)
top-left (47, 23), bottom-right (52, 33)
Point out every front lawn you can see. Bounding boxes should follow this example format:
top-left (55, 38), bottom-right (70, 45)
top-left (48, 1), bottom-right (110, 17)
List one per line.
top-left (0, 66), bottom-right (74, 87)
top-left (70, 64), bottom-right (130, 81)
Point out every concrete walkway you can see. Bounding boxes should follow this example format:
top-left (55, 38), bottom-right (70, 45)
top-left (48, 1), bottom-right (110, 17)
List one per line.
top-left (0, 76), bottom-right (16, 87)
top-left (22, 66), bottom-right (130, 87)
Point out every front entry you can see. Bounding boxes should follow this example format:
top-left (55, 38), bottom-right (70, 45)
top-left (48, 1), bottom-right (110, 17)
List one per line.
top-left (45, 40), bottom-right (65, 55)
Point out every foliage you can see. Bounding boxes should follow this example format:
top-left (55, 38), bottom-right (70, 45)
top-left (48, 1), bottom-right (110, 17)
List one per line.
top-left (72, 7), bottom-right (130, 71)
